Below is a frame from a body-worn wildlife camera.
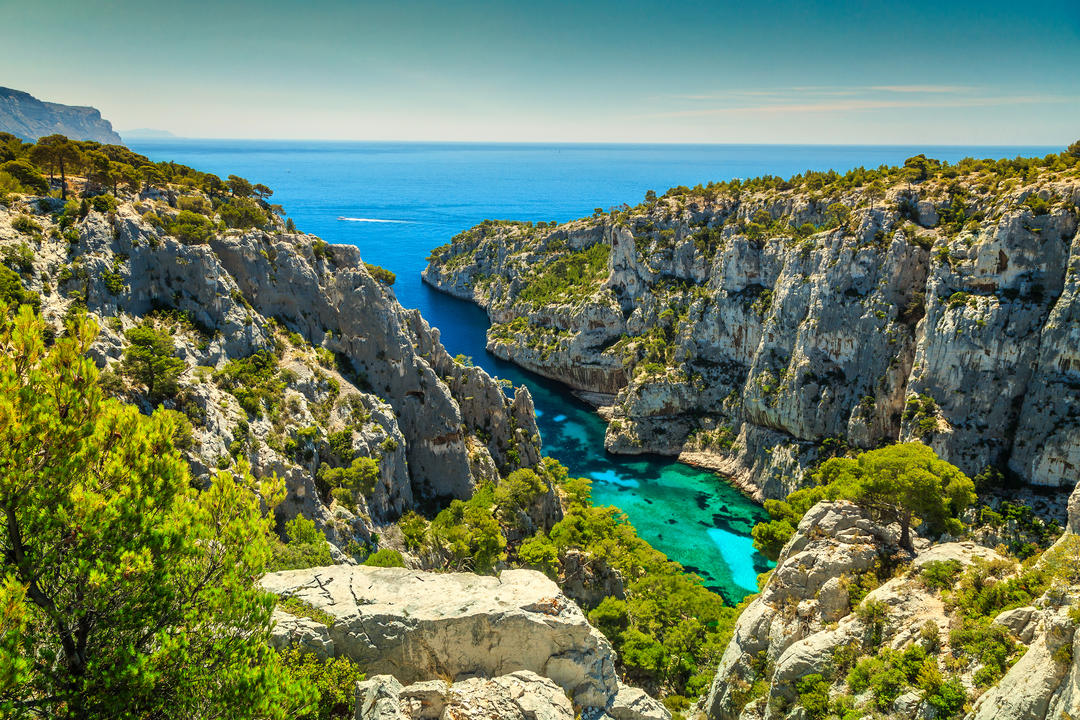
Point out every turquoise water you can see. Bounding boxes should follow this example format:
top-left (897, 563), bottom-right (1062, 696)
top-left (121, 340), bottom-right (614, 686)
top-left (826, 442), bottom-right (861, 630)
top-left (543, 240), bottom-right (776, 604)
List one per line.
top-left (127, 140), bottom-right (1055, 602)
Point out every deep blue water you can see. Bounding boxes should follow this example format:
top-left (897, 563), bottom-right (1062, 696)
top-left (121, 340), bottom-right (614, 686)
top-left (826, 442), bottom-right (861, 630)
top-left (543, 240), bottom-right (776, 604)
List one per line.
top-left (128, 140), bottom-right (1057, 602)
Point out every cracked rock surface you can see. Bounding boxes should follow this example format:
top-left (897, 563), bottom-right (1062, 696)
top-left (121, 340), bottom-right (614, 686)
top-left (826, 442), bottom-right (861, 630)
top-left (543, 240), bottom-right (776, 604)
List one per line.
top-left (263, 566), bottom-right (622, 708)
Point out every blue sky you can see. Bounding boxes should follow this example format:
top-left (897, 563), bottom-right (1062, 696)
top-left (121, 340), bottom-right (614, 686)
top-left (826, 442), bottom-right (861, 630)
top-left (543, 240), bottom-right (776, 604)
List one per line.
top-left (4, 0), bottom-right (1078, 143)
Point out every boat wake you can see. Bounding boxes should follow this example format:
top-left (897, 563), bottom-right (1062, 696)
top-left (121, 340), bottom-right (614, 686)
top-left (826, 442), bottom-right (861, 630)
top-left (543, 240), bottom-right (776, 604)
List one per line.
top-left (337, 216), bottom-right (411, 224)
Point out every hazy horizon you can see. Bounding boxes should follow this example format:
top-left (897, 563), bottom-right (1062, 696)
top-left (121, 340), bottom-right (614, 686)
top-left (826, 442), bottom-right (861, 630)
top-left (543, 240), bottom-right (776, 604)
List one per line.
top-left (6, 0), bottom-right (1079, 145)
top-left (119, 137), bottom-right (1066, 148)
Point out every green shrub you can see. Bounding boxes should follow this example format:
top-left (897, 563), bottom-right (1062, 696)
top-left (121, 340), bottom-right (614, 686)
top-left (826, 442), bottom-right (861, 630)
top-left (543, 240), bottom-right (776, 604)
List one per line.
top-left (318, 456), bottom-right (380, 501)
top-left (277, 596), bottom-right (336, 627)
top-left (619, 628), bottom-right (668, 677)
top-left (919, 559), bottom-right (962, 590)
top-left (517, 532), bottom-right (559, 577)
top-left (11, 215), bottom-right (41, 236)
top-left (213, 350), bottom-right (284, 417)
top-left (278, 647), bottom-right (364, 720)
top-left (0, 160), bottom-right (48, 194)
top-left (430, 484), bottom-right (507, 573)
top-left (328, 429), bottom-right (354, 460)
top-left (269, 514), bottom-right (333, 571)
top-left (364, 262), bottom-right (395, 285)
top-left (90, 194), bottom-right (118, 213)
top-left (177, 194), bottom-right (212, 214)
top-left (120, 323), bottom-right (186, 402)
top-left (398, 511), bottom-right (430, 550)
top-left (1, 242), bottom-right (35, 273)
top-left (588, 597), bottom-right (630, 640)
top-left (1023, 194), bottom-right (1051, 215)
top-left (103, 269), bottom-right (126, 295)
top-left (362, 549), bottom-right (405, 568)
top-left (952, 557), bottom-right (1046, 619)
top-left (494, 468), bottom-right (547, 525)
top-left (329, 487), bottom-right (355, 510)
top-left (0, 265), bottom-right (40, 310)
top-left (794, 673), bottom-right (832, 719)
top-left (949, 617), bottom-right (1017, 686)
top-left (166, 210), bottom-right (215, 244)
top-left (218, 197), bottom-right (267, 229)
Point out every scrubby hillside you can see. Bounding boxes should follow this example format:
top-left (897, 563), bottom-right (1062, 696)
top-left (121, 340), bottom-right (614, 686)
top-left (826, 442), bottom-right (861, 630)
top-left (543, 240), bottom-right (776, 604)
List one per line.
top-left (424, 147), bottom-right (1080, 502)
top-left (702, 484), bottom-right (1080, 720)
top-left (0, 185), bottom-right (542, 560)
top-left (0, 136), bottom-right (751, 719)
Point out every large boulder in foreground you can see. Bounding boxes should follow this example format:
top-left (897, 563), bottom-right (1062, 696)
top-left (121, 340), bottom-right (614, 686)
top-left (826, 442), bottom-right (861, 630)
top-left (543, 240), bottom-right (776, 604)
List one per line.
top-left (354, 673), bottom-right (670, 720)
top-left (263, 566), bottom-right (620, 707)
top-left (355, 672), bottom-right (575, 720)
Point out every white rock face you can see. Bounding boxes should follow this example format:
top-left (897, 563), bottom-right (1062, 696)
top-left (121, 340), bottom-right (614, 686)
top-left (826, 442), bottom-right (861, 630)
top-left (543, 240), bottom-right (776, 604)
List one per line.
top-left (355, 672), bottom-right (576, 720)
top-left (264, 566), bottom-right (620, 708)
top-left (269, 608), bottom-right (333, 659)
top-left (424, 181), bottom-right (1080, 499)
top-left (353, 673), bottom-right (671, 720)
top-left (700, 501), bottom-right (1037, 720)
top-left (971, 606), bottom-right (1077, 720)
top-left (0, 196), bottom-right (545, 551)
top-left (700, 498), bottom-right (1080, 720)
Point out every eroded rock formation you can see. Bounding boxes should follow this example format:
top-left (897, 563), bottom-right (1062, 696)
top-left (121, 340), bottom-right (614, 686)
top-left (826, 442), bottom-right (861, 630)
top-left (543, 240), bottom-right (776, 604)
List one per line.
top-left (264, 565), bottom-right (668, 719)
top-left (424, 176), bottom-right (1080, 500)
top-left (0, 194), bottom-right (542, 552)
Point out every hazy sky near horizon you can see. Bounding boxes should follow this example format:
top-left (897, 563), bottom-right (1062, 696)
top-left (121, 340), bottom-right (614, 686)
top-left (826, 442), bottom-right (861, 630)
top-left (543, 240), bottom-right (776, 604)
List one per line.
top-left (4, 0), bottom-right (1078, 144)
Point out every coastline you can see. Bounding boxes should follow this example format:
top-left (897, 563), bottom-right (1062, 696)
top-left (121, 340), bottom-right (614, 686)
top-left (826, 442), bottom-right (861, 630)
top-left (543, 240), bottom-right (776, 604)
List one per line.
top-left (421, 273), bottom-right (768, 507)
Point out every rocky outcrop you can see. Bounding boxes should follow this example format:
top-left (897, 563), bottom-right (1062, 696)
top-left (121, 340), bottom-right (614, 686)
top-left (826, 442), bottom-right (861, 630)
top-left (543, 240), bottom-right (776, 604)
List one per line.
top-left (355, 673), bottom-right (575, 720)
top-left (702, 499), bottom-right (1080, 720)
top-left (703, 501), bottom-right (902, 719)
top-left (265, 565), bottom-right (668, 717)
top-left (0, 191), bottom-right (543, 553)
top-left (424, 173), bottom-right (1080, 500)
top-left (264, 565), bottom-right (618, 706)
top-left (0, 86), bottom-right (123, 143)
top-left (354, 672), bottom-right (670, 720)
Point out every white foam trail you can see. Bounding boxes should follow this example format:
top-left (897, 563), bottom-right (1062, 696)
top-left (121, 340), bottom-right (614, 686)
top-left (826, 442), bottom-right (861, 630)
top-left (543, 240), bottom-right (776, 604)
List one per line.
top-left (337, 216), bottom-right (411, 224)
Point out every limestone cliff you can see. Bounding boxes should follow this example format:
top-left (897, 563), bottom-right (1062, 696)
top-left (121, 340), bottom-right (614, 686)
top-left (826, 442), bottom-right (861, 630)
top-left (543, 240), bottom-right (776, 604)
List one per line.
top-left (0, 190), bottom-right (543, 556)
top-left (424, 156), bottom-right (1080, 500)
top-left (0, 87), bottom-right (123, 143)
top-left (700, 491), bottom-right (1080, 720)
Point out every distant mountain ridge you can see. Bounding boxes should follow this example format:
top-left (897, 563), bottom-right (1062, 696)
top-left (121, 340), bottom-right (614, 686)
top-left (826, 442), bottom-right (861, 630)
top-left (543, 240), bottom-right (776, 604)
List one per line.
top-left (0, 86), bottom-right (122, 143)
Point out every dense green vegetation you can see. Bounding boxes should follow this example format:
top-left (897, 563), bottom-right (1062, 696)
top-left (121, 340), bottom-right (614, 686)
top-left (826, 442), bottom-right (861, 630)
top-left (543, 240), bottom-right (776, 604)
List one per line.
top-left (120, 322), bottom-right (186, 403)
top-left (517, 243), bottom-right (609, 306)
top-left (269, 514), bottom-right (334, 571)
top-left (0, 132), bottom-right (278, 236)
top-left (0, 305), bottom-right (317, 719)
top-left (396, 459), bottom-right (747, 704)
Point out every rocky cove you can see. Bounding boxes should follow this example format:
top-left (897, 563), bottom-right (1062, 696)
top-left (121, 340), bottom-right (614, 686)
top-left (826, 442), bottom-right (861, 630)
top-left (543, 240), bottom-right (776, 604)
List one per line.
top-left (423, 157), bottom-right (1080, 506)
top-left (5, 137), bottom-right (1080, 720)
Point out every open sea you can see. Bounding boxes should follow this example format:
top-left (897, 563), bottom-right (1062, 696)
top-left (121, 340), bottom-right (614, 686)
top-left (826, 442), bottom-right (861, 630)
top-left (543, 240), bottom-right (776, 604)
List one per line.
top-left (128, 140), bottom-right (1057, 603)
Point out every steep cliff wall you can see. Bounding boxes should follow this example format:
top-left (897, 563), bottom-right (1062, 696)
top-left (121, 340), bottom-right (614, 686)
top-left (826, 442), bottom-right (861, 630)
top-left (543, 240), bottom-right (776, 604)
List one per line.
top-left (0, 191), bottom-right (542, 555)
top-left (424, 156), bottom-right (1080, 500)
top-left (0, 87), bottom-right (123, 143)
